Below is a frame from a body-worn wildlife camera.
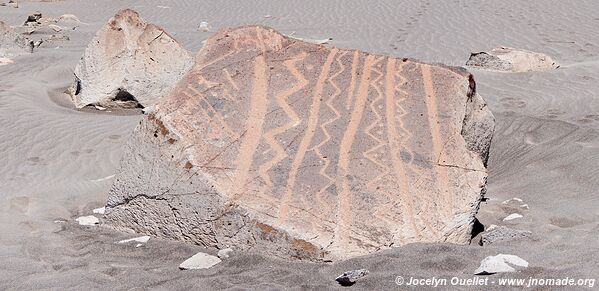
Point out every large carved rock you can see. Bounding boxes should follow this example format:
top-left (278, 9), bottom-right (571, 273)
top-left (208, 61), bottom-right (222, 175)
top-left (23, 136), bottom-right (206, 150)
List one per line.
top-left (0, 21), bottom-right (29, 63)
top-left (70, 9), bottom-right (193, 109)
top-left (105, 26), bottom-right (495, 261)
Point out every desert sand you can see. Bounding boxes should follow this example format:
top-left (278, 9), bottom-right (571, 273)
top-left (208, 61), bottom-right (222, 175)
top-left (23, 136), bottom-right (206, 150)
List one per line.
top-left (1, 0), bottom-right (598, 290)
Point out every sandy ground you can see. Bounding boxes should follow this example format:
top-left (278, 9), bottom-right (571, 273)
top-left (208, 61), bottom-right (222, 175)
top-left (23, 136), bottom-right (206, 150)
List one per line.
top-left (1, 0), bottom-right (598, 290)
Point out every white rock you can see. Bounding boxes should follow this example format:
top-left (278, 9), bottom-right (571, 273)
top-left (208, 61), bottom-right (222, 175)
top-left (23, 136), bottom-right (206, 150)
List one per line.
top-left (76, 215), bottom-right (99, 226)
top-left (70, 9), bottom-right (193, 109)
top-left (198, 21), bottom-right (211, 32)
top-left (486, 224), bottom-right (498, 231)
top-left (0, 57), bottom-right (14, 66)
top-left (503, 213), bottom-right (523, 221)
top-left (466, 47), bottom-right (559, 72)
top-left (217, 248), bottom-right (233, 259)
top-left (520, 204), bottom-right (529, 209)
top-left (502, 198), bottom-right (520, 204)
top-left (117, 235), bottom-right (150, 244)
top-left (475, 254), bottom-right (528, 275)
top-left (179, 252), bottom-right (221, 270)
top-left (92, 207), bottom-right (105, 214)
top-left (57, 14), bottom-right (81, 23)
top-left (135, 243), bottom-right (143, 247)
top-left (48, 24), bottom-right (63, 32)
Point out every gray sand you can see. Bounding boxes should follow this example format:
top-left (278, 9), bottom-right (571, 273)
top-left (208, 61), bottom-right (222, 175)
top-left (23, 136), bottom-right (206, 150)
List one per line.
top-left (1, 0), bottom-right (598, 290)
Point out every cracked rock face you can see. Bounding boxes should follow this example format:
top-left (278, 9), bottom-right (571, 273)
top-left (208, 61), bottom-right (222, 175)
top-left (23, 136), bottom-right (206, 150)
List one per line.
top-left (70, 9), bottom-right (193, 109)
top-left (104, 26), bottom-right (495, 261)
top-left (466, 46), bottom-right (558, 72)
top-left (0, 21), bottom-right (29, 59)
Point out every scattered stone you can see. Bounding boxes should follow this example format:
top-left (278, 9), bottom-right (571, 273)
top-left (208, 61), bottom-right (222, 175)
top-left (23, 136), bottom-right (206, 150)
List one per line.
top-left (475, 254), bottom-right (528, 275)
top-left (198, 21), bottom-right (210, 32)
top-left (466, 46), bottom-right (559, 72)
top-left (264, 15), bottom-right (272, 18)
top-left (0, 57), bottom-right (14, 66)
top-left (117, 235), bottom-right (150, 244)
top-left (56, 14), bottom-right (81, 24)
top-left (314, 37), bottom-right (333, 44)
top-left (75, 215), bottom-right (99, 226)
top-left (179, 252), bottom-right (221, 270)
top-left (7, 1), bottom-right (17, 8)
top-left (479, 226), bottom-right (531, 245)
top-left (92, 207), bottom-right (105, 214)
top-left (502, 197), bottom-right (523, 204)
top-left (335, 269), bottom-right (369, 286)
top-left (24, 12), bottom-right (43, 26)
top-left (93, 105), bottom-right (106, 111)
top-left (70, 9), bottom-right (193, 109)
top-left (104, 25), bottom-right (495, 261)
top-left (135, 243), bottom-right (142, 247)
top-left (520, 204), bottom-right (529, 209)
top-left (503, 213), bottom-right (523, 221)
top-left (217, 248), bottom-right (233, 259)
top-left (28, 39), bottom-right (43, 52)
top-left (48, 24), bottom-right (62, 32)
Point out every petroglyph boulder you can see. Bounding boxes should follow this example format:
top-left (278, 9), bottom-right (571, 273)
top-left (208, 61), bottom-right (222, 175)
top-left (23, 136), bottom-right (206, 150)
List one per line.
top-left (70, 9), bottom-right (193, 109)
top-left (466, 46), bottom-right (558, 72)
top-left (104, 26), bottom-right (495, 261)
top-left (0, 21), bottom-right (29, 59)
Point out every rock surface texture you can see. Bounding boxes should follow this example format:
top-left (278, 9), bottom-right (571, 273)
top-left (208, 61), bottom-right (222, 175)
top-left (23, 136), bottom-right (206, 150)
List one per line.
top-left (0, 21), bottom-right (29, 58)
top-left (105, 26), bottom-right (495, 261)
top-left (70, 9), bottom-right (193, 109)
top-left (466, 46), bottom-right (558, 72)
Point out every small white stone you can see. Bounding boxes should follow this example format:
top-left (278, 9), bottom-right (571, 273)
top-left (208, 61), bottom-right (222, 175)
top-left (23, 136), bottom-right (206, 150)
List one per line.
top-left (135, 243), bottom-right (143, 247)
top-left (475, 254), bottom-right (528, 275)
top-left (48, 24), bottom-right (63, 32)
top-left (92, 207), bottom-right (105, 214)
top-left (520, 204), bottom-right (529, 209)
top-left (76, 215), bottom-right (99, 226)
top-left (179, 252), bottom-right (221, 270)
top-left (503, 213), bottom-right (523, 221)
top-left (198, 22), bottom-right (210, 32)
top-left (502, 197), bottom-right (523, 204)
top-left (486, 224), bottom-right (498, 231)
top-left (117, 236), bottom-right (150, 244)
top-left (217, 248), bottom-right (233, 259)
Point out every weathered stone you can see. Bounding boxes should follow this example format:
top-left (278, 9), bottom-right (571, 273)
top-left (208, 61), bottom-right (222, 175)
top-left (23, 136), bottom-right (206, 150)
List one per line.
top-left (179, 252), bottom-right (221, 270)
top-left (116, 235), bottom-right (150, 244)
top-left (92, 207), bottom-right (106, 214)
top-left (70, 9), bottom-right (193, 109)
top-left (479, 226), bottom-right (531, 246)
top-left (0, 21), bottom-right (29, 58)
top-left (24, 12), bottom-right (42, 26)
top-left (474, 254), bottom-right (528, 275)
top-left (466, 46), bottom-right (559, 72)
top-left (75, 215), bottom-right (99, 226)
top-left (217, 248), bottom-right (233, 259)
top-left (104, 26), bottom-right (495, 261)
top-left (335, 269), bottom-right (369, 285)
top-left (503, 213), bottom-right (523, 221)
